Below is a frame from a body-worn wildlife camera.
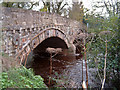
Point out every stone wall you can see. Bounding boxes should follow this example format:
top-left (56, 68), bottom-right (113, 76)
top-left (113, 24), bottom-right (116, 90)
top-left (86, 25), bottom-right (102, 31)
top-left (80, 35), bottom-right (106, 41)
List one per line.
top-left (1, 7), bottom-right (84, 31)
top-left (1, 7), bottom-right (86, 56)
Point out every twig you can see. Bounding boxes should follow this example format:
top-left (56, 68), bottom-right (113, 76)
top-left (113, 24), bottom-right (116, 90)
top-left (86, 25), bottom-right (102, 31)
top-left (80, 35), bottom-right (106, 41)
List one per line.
top-left (101, 40), bottom-right (107, 90)
top-left (82, 55), bottom-right (83, 82)
top-left (84, 45), bottom-right (88, 89)
top-left (83, 25), bottom-right (88, 89)
top-left (52, 52), bottom-right (59, 58)
top-left (48, 49), bottom-right (60, 86)
top-left (48, 53), bottom-right (52, 86)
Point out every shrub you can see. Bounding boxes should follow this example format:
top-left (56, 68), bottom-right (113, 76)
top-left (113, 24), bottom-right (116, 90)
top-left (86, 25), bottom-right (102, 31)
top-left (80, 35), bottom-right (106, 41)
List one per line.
top-left (0, 66), bottom-right (47, 88)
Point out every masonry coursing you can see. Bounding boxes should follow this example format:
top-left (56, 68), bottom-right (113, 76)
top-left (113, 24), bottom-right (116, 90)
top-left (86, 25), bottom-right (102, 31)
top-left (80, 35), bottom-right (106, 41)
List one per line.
top-left (1, 7), bottom-right (85, 58)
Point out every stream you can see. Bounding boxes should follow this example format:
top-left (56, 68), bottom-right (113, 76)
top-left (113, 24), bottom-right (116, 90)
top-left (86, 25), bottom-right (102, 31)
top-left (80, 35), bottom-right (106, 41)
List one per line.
top-left (30, 53), bottom-right (101, 88)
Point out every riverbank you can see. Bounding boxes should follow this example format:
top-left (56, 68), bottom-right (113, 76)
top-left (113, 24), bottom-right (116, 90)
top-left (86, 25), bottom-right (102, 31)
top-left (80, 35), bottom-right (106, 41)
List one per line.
top-left (0, 52), bottom-right (47, 88)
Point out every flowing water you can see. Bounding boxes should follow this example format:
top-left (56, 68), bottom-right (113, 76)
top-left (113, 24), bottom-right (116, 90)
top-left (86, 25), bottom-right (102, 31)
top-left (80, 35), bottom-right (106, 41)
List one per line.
top-left (30, 52), bottom-right (101, 88)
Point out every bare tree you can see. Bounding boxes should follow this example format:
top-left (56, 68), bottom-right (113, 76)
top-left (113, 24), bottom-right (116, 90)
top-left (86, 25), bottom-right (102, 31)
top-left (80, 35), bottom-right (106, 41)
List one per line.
top-left (41, 0), bottom-right (68, 15)
top-left (93, 0), bottom-right (120, 16)
top-left (2, 2), bottom-right (39, 10)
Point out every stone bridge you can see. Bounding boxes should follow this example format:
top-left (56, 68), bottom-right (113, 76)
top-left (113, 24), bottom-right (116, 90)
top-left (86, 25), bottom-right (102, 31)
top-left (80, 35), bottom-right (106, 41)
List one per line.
top-left (1, 7), bottom-right (86, 64)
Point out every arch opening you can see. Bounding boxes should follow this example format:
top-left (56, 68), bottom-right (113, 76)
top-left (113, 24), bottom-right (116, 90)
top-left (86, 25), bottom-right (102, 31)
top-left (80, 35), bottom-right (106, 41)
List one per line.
top-left (25, 36), bottom-right (69, 67)
top-left (33, 36), bottom-right (68, 54)
top-left (25, 37), bottom-right (77, 87)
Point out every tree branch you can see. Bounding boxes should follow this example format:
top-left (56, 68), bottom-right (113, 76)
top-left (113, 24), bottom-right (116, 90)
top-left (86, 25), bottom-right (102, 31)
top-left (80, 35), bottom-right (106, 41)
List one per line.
top-left (101, 40), bottom-right (107, 90)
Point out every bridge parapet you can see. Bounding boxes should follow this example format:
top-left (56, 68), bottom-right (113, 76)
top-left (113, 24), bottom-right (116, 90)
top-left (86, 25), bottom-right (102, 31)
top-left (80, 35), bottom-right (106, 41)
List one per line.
top-left (1, 7), bottom-right (86, 57)
top-left (1, 7), bottom-right (84, 30)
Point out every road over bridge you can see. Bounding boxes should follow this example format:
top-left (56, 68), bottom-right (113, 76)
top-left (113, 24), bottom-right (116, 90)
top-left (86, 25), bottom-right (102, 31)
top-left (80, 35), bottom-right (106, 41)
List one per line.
top-left (1, 7), bottom-right (86, 64)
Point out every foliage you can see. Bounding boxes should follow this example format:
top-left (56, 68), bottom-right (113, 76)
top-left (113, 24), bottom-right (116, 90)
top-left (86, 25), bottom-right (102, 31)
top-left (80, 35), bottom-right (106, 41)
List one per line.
top-left (86, 14), bottom-right (120, 89)
top-left (0, 66), bottom-right (47, 88)
top-left (83, 0), bottom-right (120, 89)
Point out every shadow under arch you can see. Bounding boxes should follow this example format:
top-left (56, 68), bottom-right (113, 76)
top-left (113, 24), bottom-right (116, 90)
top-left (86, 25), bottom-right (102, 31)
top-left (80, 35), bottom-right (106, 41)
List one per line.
top-left (34, 36), bottom-right (68, 52)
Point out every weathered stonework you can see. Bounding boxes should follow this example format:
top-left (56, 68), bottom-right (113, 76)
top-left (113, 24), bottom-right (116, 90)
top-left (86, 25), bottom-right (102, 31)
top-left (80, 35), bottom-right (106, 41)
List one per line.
top-left (1, 7), bottom-right (86, 64)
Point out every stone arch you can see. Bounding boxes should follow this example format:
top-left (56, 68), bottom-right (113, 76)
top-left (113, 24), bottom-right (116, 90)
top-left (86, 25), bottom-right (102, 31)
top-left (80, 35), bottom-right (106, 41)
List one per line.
top-left (16, 27), bottom-right (70, 66)
top-left (30, 28), bottom-right (70, 49)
